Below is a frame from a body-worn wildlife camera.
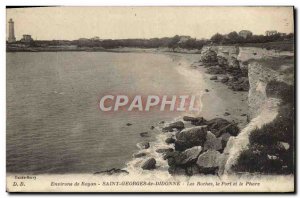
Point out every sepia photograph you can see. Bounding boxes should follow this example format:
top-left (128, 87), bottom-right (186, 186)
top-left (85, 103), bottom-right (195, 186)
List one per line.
top-left (6, 6), bottom-right (295, 192)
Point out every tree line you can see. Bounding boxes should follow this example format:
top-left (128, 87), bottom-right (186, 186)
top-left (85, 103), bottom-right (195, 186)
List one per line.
top-left (25, 31), bottom-right (294, 50)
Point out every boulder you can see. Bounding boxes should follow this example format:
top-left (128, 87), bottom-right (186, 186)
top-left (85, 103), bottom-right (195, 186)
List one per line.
top-left (162, 121), bottom-right (184, 132)
top-left (165, 137), bottom-right (176, 144)
top-left (183, 116), bottom-right (199, 122)
top-left (229, 77), bottom-right (249, 91)
top-left (217, 56), bottom-right (228, 67)
top-left (137, 142), bottom-right (150, 149)
top-left (220, 76), bottom-right (229, 83)
top-left (175, 126), bottom-right (208, 151)
top-left (141, 158), bottom-right (156, 170)
top-left (200, 49), bottom-right (218, 66)
top-left (185, 164), bottom-right (200, 176)
top-left (210, 75), bottom-right (218, 80)
top-left (133, 152), bottom-right (147, 158)
top-left (224, 112), bottom-right (230, 116)
top-left (206, 118), bottom-right (239, 137)
top-left (183, 116), bottom-right (207, 126)
top-left (196, 150), bottom-right (222, 174)
top-left (179, 146), bottom-right (203, 165)
top-left (150, 126), bottom-right (155, 130)
top-left (206, 66), bottom-right (226, 75)
top-left (140, 132), bottom-right (150, 137)
top-left (228, 56), bottom-right (240, 69)
top-left (205, 89), bottom-right (209, 92)
top-left (203, 131), bottom-right (223, 151)
top-left (220, 132), bottom-right (231, 149)
top-left (168, 166), bottom-right (186, 175)
top-left (156, 148), bottom-right (174, 154)
top-left (126, 123), bottom-right (132, 126)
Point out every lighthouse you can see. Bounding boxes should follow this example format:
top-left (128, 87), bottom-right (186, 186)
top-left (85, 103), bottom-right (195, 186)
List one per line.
top-left (8, 18), bottom-right (16, 43)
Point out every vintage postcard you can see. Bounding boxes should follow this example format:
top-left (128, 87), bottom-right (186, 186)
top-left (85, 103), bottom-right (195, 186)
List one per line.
top-left (6, 6), bottom-right (295, 192)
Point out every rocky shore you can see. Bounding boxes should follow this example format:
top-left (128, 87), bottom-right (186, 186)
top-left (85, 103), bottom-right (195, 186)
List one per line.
top-left (131, 116), bottom-right (240, 176)
top-left (95, 46), bottom-right (294, 177)
top-left (199, 47), bottom-right (249, 92)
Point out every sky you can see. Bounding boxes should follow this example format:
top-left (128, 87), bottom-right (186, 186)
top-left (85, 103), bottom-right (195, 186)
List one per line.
top-left (6, 6), bottom-right (294, 40)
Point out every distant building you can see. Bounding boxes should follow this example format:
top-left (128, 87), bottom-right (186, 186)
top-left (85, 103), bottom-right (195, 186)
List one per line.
top-left (238, 30), bottom-right (253, 39)
top-left (20, 34), bottom-right (33, 43)
top-left (8, 18), bottom-right (16, 43)
top-left (265, 30), bottom-right (278, 36)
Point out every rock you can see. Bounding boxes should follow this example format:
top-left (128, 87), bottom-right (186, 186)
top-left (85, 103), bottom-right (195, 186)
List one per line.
top-left (220, 133), bottom-right (231, 149)
top-left (205, 89), bottom-right (209, 92)
top-left (162, 121), bottom-right (184, 132)
top-left (163, 151), bottom-right (180, 161)
top-left (217, 56), bottom-right (228, 67)
top-left (133, 152), bottom-right (147, 158)
top-left (240, 113), bottom-right (247, 116)
top-left (168, 166), bottom-right (186, 175)
top-left (210, 75), bottom-right (218, 80)
top-left (220, 76), bottom-right (229, 83)
top-left (150, 126), bottom-right (155, 130)
top-left (206, 66), bottom-right (226, 74)
top-left (141, 158), bottom-right (156, 170)
top-left (200, 49), bottom-right (218, 66)
top-left (137, 142), bottom-right (150, 149)
top-left (162, 126), bottom-right (174, 132)
top-left (228, 56), bottom-right (240, 69)
top-left (159, 121), bottom-right (165, 124)
top-left (94, 168), bottom-right (129, 175)
top-left (229, 77), bottom-right (249, 91)
top-left (183, 116), bottom-right (199, 122)
top-left (196, 150), bottom-right (222, 174)
top-left (179, 146), bottom-right (203, 165)
top-left (126, 123), bottom-right (132, 126)
top-left (224, 112), bottom-right (230, 116)
top-left (185, 164), bottom-right (200, 176)
top-left (156, 148), bottom-right (174, 154)
top-left (203, 131), bottom-right (223, 151)
top-left (165, 137), bottom-right (176, 144)
top-left (175, 126), bottom-right (208, 151)
top-left (191, 117), bottom-right (207, 126)
top-left (183, 116), bottom-right (207, 126)
top-left (206, 118), bottom-right (239, 137)
top-left (140, 132), bottom-right (150, 137)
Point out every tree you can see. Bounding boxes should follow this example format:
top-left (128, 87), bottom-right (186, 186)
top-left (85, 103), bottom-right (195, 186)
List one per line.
top-left (168, 35), bottom-right (181, 50)
top-left (210, 33), bottom-right (224, 44)
top-left (227, 31), bottom-right (242, 43)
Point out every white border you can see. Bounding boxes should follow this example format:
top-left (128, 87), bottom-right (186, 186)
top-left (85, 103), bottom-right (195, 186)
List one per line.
top-left (1, 0), bottom-right (298, 197)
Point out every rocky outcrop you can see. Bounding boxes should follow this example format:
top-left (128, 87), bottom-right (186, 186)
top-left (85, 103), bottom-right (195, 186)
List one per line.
top-left (197, 150), bottom-right (222, 174)
top-left (175, 126), bottom-right (208, 151)
top-left (141, 158), bottom-right (156, 170)
top-left (203, 131), bottom-right (223, 151)
top-left (137, 142), bottom-right (150, 149)
top-left (223, 57), bottom-right (293, 174)
top-left (161, 117), bottom-right (239, 176)
top-left (248, 62), bottom-right (285, 119)
top-left (206, 118), bottom-right (239, 137)
top-left (200, 48), bottom-right (218, 66)
top-left (162, 121), bottom-right (185, 132)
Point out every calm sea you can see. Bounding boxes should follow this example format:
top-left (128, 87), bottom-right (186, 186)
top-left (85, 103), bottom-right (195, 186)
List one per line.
top-left (6, 52), bottom-right (204, 174)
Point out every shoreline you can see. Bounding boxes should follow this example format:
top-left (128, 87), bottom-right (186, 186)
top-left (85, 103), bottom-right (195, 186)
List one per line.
top-left (123, 52), bottom-right (249, 176)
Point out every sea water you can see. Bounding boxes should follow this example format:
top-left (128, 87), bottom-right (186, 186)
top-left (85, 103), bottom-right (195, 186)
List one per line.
top-left (6, 51), bottom-right (205, 174)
